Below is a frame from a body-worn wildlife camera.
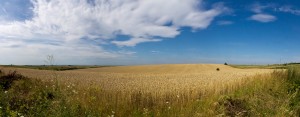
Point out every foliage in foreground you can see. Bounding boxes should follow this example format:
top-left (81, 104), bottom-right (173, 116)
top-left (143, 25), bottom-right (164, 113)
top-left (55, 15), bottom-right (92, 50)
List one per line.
top-left (286, 67), bottom-right (300, 115)
top-left (0, 67), bottom-right (300, 116)
top-left (229, 63), bottom-right (300, 69)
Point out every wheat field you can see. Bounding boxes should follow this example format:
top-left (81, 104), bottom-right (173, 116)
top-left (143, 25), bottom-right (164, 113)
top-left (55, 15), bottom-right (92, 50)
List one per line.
top-left (0, 64), bottom-right (272, 94)
top-left (0, 64), bottom-right (282, 116)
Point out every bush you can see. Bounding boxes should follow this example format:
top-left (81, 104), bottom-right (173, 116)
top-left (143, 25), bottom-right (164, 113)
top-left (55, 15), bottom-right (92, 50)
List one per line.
top-left (0, 71), bottom-right (66, 116)
top-left (224, 62), bottom-right (228, 65)
top-left (0, 71), bottom-right (27, 90)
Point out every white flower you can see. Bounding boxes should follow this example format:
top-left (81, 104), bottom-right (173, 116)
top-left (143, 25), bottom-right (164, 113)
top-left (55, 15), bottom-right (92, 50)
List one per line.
top-left (4, 91), bottom-right (8, 93)
top-left (72, 90), bottom-right (77, 94)
top-left (0, 106), bottom-right (2, 109)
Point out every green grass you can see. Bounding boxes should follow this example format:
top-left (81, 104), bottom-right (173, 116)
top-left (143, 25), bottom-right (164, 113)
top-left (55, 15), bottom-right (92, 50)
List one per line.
top-left (229, 64), bottom-right (286, 69)
top-left (286, 66), bottom-right (300, 115)
top-left (0, 65), bottom-right (114, 71)
top-left (1, 67), bottom-right (300, 116)
top-left (215, 66), bottom-right (300, 116)
top-left (229, 63), bottom-right (300, 69)
top-left (216, 70), bottom-right (290, 116)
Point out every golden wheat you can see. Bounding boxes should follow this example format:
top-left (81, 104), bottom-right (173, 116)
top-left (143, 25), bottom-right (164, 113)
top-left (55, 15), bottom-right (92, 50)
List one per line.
top-left (0, 64), bottom-right (277, 116)
top-left (0, 64), bottom-right (272, 94)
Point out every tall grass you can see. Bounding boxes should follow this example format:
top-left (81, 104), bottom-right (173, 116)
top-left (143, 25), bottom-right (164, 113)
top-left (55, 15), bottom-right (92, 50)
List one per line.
top-left (1, 67), bottom-right (300, 116)
top-left (215, 70), bottom-right (290, 116)
top-left (286, 66), bottom-right (300, 115)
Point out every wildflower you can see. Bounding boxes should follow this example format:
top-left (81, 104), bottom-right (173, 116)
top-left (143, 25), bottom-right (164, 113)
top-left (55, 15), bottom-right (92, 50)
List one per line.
top-left (0, 106), bottom-right (2, 109)
top-left (18, 113), bottom-right (24, 117)
top-left (143, 108), bottom-right (149, 114)
top-left (4, 91), bottom-right (8, 94)
top-left (168, 106), bottom-right (171, 109)
top-left (72, 90), bottom-right (78, 94)
top-left (166, 101), bottom-right (169, 104)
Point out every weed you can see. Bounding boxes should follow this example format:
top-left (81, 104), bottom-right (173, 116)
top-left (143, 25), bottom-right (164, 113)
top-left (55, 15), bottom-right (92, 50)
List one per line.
top-left (217, 96), bottom-right (249, 116)
top-left (0, 71), bottom-right (27, 90)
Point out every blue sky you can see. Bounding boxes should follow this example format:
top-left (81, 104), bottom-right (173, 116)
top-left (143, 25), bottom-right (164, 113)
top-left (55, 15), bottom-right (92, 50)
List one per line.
top-left (0, 0), bottom-right (300, 65)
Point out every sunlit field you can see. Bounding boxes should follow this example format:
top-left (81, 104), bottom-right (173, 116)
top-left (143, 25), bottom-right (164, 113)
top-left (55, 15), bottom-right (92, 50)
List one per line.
top-left (0, 64), bottom-right (272, 93)
top-left (2, 64), bottom-right (296, 116)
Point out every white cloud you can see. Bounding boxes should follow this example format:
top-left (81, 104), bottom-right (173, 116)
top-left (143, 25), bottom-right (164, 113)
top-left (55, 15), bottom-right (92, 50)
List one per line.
top-left (151, 50), bottom-right (160, 54)
top-left (248, 3), bottom-right (277, 23)
top-left (0, 0), bottom-right (224, 44)
top-left (112, 38), bottom-right (161, 47)
top-left (250, 3), bottom-right (274, 13)
top-left (249, 13), bottom-right (276, 23)
top-left (0, 39), bottom-right (121, 65)
top-left (278, 6), bottom-right (300, 15)
top-left (0, 0), bottom-right (224, 64)
top-left (217, 20), bottom-right (233, 25)
top-left (251, 3), bottom-right (300, 16)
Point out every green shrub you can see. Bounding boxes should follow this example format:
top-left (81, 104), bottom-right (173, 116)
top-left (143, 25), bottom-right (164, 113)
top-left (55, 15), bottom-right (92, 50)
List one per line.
top-left (0, 71), bottom-right (27, 90)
